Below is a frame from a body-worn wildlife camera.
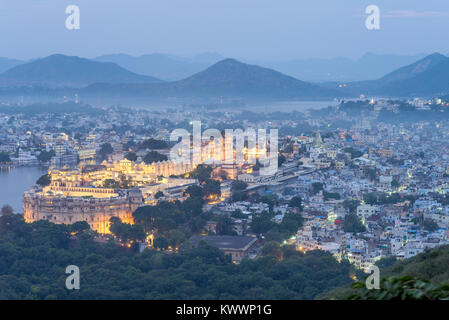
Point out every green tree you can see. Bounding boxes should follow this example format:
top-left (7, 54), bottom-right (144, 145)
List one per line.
top-left (278, 154), bottom-right (286, 167)
top-left (185, 185), bottom-right (204, 198)
top-left (166, 229), bottom-right (189, 248)
top-left (70, 221), bottom-right (90, 235)
top-left (143, 151), bottom-right (168, 164)
top-left (139, 138), bottom-right (168, 150)
top-left (154, 237), bottom-right (169, 251)
top-left (323, 191), bottom-right (341, 201)
top-left (251, 212), bottom-right (277, 235)
top-left (98, 143), bottom-right (113, 160)
top-left (36, 174), bottom-right (51, 187)
top-left (216, 216), bottom-right (236, 236)
top-left (280, 212), bottom-right (303, 236)
top-left (231, 180), bottom-right (248, 192)
top-left (343, 147), bottom-right (363, 159)
top-left (37, 150), bottom-right (55, 163)
top-left (343, 213), bottom-right (366, 233)
top-left (261, 241), bottom-right (283, 259)
top-left (311, 182), bottom-right (324, 195)
top-left (349, 276), bottom-right (449, 300)
top-left (0, 152), bottom-right (11, 163)
top-left (154, 191), bottom-right (164, 199)
top-left (423, 219), bottom-right (439, 232)
top-left (128, 224), bottom-right (146, 243)
top-left (203, 179), bottom-right (221, 199)
top-left (343, 199), bottom-right (361, 214)
top-left (391, 179), bottom-right (400, 189)
top-left (232, 190), bottom-right (248, 202)
top-left (231, 209), bottom-right (246, 219)
top-left (0, 205), bottom-right (13, 216)
top-left (125, 152), bottom-right (137, 162)
top-left (363, 167), bottom-right (376, 181)
top-left (189, 165), bottom-right (213, 183)
top-left (132, 206), bottom-right (159, 233)
top-left (363, 192), bottom-right (378, 205)
top-left (288, 196), bottom-right (303, 211)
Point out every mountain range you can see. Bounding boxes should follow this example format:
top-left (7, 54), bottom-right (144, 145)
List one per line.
top-left (94, 53), bottom-right (224, 81)
top-left (82, 53), bottom-right (449, 99)
top-left (336, 53), bottom-right (449, 97)
top-left (82, 58), bottom-right (338, 99)
top-left (376, 53), bottom-right (449, 96)
top-left (93, 52), bottom-right (429, 82)
top-left (0, 54), bottom-right (161, 87)
top-left (1, 52), bottom-right (449, 99)
top-left (260, 53), bottom-right (429, 82)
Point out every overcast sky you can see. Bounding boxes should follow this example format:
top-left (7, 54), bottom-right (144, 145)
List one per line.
top-left (0, 0), bottom-right (448, 60)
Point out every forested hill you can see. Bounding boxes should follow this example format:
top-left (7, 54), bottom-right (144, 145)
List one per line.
top-left (0, 213), bottom-right (361, 300)
top-left (320, 245), bottom-right (449, 300)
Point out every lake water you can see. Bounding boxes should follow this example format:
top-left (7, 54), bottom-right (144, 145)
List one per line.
top-left (0, 166), bottom-right (47, 213)
top-left (245, 100), bottom-right (338, 113)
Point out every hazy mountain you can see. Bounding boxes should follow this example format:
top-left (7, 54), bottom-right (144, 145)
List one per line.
top-left (5, 53), bottom-right (445, 99)
top-left (378, 54), bottom-right (449, 96)
top-left (264, 53), bottom-right (428, 82)
top-left (94, 52), bottom-right (429, 83)
top-left (379, 53), bottom-right (448, 84)
top-left (82, 58), bottom-right (339, 99)
top-left (170, 58), bottom-right (337, 97)
top-left (94, 53), bottom-right (224, 81)
top-left (330, 53), bottom-right (449, 97)
top-left (0, 57), bottom-right (24, 73)
top-left (0, 54), bottom-right (161, 87)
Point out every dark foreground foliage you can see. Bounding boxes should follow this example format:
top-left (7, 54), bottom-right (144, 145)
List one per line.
top-left (0, 214), bottom-right (359, 300)
top-left (348, 276), bottom-right (449, 300)
top-left (320, 245), bottom-right (449, 300)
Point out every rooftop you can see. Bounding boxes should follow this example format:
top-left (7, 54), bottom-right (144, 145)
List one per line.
top-left (189, 235), bottom-right (257, 251)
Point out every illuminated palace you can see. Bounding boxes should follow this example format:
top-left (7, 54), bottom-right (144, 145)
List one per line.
top-left (22, 158), bottom-right (193, 234)
top-left (23, 137), bottom-right (269, 233)
top-left (23, 186), bottom-right (143, 234)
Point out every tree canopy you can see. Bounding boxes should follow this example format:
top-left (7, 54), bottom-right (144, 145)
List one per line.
top-left (0, 213), bottom-right (360, 300)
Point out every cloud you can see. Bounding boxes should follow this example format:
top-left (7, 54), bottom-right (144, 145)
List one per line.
top-left (384, 10), bottom-right (449, 18)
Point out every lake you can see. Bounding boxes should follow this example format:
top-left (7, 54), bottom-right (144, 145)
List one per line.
top-left (0, 166), bottom-right (47, 213)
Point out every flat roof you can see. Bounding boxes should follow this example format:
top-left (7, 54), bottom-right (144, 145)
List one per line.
top-left (189, 235), bottom-right (257, 251)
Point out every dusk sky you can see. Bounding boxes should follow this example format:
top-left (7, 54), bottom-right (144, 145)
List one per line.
top-left (1, 0), bottom-right (448, 60)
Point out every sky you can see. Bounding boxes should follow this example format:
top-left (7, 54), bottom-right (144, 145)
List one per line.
top-left (0, 0), bottom-right (448, 61)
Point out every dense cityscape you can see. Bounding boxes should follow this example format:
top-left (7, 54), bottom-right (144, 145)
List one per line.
top-left (2, 97), bottom-right (449, 274)
top-left (3, 1), bottom-right (449, 307)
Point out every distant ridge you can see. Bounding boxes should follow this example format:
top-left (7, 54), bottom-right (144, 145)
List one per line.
top-left (337, 53), bottom-right (449, 97)
top-left (0, 54), bottom-right (162, 87)
top-left (83, 58), bottom-right (339, 99)
top-left (377, 53), bottom-right (449, 96)
top-left (94, 52), bottom-right (224, 81)
top-left (95, 52), bottom-right (429, 83)
top-left (379, 53), bottom-right (448, 84)
top-left (0, 57), bottom-right (24, 73)
top-left (262, 52), bottom-right (428, 82)
top-left (3, 52), bottom-right (449, 99)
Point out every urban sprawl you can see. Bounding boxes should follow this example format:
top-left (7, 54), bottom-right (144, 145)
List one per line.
top-left (1, 97), bottom-right (449, 273)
